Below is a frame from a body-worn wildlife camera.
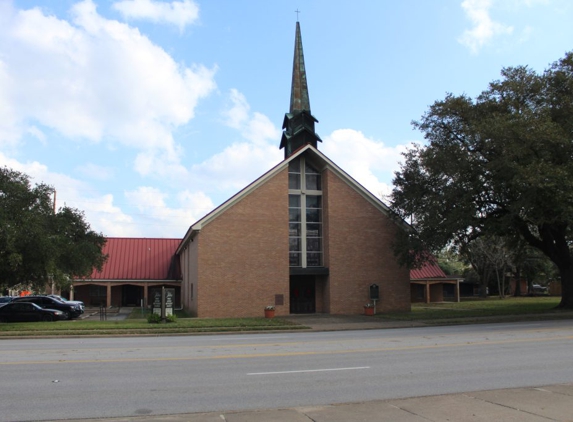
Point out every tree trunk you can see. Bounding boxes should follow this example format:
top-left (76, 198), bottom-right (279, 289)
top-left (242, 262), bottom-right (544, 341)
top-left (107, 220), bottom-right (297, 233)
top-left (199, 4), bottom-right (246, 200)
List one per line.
top-left (557, 265), bottom-right (573, 308)
top-left (514, 267), bottom-right (522, 297)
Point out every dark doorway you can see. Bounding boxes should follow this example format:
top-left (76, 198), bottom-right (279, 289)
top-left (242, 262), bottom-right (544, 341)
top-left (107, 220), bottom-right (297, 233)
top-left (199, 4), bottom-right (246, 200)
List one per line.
top-left (122, 285), bottom-right (142, 306)
top-left (290, 275), bottom-right (315, 314)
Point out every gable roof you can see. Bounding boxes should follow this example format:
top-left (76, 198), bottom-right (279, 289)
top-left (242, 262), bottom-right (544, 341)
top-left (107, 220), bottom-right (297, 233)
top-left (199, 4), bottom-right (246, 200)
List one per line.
top-left (410, 260), bottom-right (447, 280)
top-left (87, 238), bottom-right (181, 281)
top-left (177, 144), bottom-right (410, 254)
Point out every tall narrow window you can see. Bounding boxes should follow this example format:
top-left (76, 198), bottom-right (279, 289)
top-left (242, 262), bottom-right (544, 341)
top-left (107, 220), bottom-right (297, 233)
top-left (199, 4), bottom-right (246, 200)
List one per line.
top-left (288, 157), bottom-right (323, 267)
top-left (289, 194), bottom-right (302, 266)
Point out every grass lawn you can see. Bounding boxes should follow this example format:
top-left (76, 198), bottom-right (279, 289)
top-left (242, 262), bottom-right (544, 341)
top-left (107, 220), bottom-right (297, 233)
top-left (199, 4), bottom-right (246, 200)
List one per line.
top-left (1, 296), bottom-right (570, 337)
top-left (0, 316), bottom-right (306, 337)
top-left (383, 296), bottom-right (565, 321)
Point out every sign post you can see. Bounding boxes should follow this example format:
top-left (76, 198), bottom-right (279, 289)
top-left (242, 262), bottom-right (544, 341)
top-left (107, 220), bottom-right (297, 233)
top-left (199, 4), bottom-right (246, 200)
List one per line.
top-left (369, 284), bottom-right (379, 314)
top-left (152, 287), bottom-right (175, 321)
top-left (152, 290), bottom-right (162, 316)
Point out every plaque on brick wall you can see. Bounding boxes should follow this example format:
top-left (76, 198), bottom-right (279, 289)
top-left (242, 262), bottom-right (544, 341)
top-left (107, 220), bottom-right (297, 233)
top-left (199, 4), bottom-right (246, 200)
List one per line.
top-left (275, 294), bottom-right (284, 306)
top-left (370, 284), bottom-right (379, 300)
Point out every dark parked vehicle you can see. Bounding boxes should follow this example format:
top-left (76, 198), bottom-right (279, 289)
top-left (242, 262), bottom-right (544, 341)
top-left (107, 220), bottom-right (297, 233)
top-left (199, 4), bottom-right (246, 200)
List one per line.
top-left (48, 294), bottom-right (85, 311)
top-left (531, 284), bottom-right (549, 294)
top-left (0, 302), bottom-right (66, 322)
top-left (0, 296), bottom-right (15, 307)
top-left (12, 296), bottom-right (82, 319)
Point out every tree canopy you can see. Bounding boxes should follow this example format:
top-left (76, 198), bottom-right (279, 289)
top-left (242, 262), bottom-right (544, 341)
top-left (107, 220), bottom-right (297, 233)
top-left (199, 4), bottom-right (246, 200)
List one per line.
top-left (391, 51), bottom-right (573, 308)
top-left (0, 167), bottom-right (107, 292)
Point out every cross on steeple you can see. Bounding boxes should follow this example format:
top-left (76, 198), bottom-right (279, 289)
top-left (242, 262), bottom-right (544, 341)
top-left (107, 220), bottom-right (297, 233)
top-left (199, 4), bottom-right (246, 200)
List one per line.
top-left (295, 9), bottom-right (300, 21)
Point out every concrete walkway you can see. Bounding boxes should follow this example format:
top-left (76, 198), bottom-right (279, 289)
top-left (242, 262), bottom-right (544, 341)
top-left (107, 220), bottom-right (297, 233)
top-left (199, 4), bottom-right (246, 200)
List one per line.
top-left (69, 383), bottom-right (573, 422)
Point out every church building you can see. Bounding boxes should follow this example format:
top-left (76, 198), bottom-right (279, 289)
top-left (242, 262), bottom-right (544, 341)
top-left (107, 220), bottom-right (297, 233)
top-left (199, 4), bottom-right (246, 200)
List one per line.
top-left (175, 22), bottom-right (411, 317)
top-left (72, 22), bottom-right (410, 317)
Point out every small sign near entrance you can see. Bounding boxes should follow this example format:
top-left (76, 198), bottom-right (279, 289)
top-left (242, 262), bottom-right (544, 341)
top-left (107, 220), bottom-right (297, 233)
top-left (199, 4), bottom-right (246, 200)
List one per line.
top-left (164, 288), bottom-right (174, 317)
top-left (369, 284), bottom-right (379, 300)
top-left (152, 287), bottom-right (175, 318)
top-left (152, 291), bottom-right (162, 315)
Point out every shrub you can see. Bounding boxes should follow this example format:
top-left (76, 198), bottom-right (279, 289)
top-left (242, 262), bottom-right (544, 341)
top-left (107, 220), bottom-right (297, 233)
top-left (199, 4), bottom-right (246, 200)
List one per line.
top-left (166, 314), bottom-right (177, 323)
top-left (147, 313), bottom-right (161, 323)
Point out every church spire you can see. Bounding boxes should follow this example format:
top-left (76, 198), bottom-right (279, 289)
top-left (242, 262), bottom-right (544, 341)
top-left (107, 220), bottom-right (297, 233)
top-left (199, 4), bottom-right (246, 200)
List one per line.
top-left (290, 21), bottom-right (311, 114)
top-left (280, 21), bottom-right (321, 159)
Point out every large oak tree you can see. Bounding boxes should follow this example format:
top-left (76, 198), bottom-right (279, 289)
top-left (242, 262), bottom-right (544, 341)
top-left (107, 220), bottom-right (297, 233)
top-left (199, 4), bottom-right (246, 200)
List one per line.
top-left (391, 52), bottom-right (573, 308)
top-left (0, 167), bottom-right (107, 292)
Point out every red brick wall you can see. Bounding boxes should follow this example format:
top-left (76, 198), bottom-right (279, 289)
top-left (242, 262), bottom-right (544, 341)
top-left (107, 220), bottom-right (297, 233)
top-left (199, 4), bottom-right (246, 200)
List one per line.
top-left (195, 169), bottom-right (290, 318)
top-left (179, 237), bottom-right (199, 316)
top-left (323, 169), bottom-right (410, 314)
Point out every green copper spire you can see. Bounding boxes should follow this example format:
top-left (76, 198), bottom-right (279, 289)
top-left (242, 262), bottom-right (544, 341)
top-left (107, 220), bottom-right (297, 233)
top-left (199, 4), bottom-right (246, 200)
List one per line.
top-left (280, 21), bottom-right (321, 159)
top-left (290, 21), bottom-right (311, 113)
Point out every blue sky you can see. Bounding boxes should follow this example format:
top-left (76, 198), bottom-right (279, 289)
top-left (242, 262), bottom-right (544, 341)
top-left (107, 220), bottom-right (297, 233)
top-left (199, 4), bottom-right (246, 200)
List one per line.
top-left (1, 0), bottom-right (572, 238)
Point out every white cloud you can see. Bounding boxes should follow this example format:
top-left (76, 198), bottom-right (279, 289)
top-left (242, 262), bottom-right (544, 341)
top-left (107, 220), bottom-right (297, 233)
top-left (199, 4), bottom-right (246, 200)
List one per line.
top-left (125, 186), bottom-right (214, 234)
top-left (458, 0), bottom-right (514, 54)
top-left (75, 163), bottom-right (115, 181)
top-left (222, 89), bottom-right (280, 146)
top-left (186, 89), bottom-right (282, 196)
top-left (112, 0), bottom-right (199, 32)
top-left (0, 0), bottom-right (216, 178)
top-left (0, 152), bottom-right (138, 237)
top-left (222, 89), bottom-right (250, 130)
top-left (322, 129), bottom-right (412, 200)
top-left (190, 142), bottom-right (282, 194)
top-left (0, 59), bottom-right (20, 148)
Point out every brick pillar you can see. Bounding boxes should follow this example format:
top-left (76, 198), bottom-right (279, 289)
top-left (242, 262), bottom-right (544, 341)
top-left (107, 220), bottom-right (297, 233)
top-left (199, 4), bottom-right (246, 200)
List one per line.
top-left (106, 284), bottom-right (112, 308)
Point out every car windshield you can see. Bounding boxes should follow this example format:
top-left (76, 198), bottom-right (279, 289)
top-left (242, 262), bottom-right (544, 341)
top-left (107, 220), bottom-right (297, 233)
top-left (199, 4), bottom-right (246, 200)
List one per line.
top-left (49, 296), bottom-right (66, 303)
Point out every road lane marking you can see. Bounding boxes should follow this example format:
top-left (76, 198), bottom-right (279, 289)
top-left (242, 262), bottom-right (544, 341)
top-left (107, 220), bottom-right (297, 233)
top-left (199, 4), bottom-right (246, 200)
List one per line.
top-left (248, 366), bottom-right (370, 375)
top-left (0, 335), bottom-right (572, 366)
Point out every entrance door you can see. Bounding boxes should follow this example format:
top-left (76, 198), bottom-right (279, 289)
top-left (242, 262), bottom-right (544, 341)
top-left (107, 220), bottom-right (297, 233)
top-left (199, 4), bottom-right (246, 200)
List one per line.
top-left (122, 285), bottom-right (142, 306)
top-left (290, 276), bottom-right (315, 314)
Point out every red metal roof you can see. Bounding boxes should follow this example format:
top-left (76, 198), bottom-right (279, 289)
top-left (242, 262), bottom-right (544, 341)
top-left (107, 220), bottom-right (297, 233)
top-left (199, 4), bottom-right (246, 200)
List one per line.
top-left (89, 238), bottom-right (181, 280)
top-left (410, 259), bottom-right (447, 280)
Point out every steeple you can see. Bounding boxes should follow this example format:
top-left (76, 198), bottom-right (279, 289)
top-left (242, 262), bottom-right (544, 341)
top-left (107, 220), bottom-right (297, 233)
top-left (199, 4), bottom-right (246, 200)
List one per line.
top-left (290, 21), bottom-right (311, 114)
top-left (280, 21), bottom-right (321, 159)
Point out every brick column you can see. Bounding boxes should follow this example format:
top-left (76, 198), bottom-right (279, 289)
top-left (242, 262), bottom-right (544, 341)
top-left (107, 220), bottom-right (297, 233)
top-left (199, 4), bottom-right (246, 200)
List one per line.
top-left (106, 284), bottom-right (112, 308)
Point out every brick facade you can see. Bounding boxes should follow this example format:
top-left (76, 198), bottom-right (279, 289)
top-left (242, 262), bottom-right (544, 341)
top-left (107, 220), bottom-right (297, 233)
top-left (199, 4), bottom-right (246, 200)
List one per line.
top-left (191, 168), bottom-right (290, 318)
top-left (179, 148), bottom-right (411, 317)
top-left (323, 169), bottom-right (410, 313)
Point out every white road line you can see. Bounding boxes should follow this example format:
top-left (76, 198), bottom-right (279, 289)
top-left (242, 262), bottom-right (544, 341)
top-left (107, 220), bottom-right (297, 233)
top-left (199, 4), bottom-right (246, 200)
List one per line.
top-left (248, 366), bottom-right (370, 375)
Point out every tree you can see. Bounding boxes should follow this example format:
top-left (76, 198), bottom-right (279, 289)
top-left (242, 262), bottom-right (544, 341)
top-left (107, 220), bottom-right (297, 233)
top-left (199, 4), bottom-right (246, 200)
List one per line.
top-left (0, 167), bottom-right (107, 291)
top-left (459, 239), bottom-right (496, 298)
top-left (391, 51), bottom-right (573, 308)
top-left (435, 247), bottom-right (469, 277)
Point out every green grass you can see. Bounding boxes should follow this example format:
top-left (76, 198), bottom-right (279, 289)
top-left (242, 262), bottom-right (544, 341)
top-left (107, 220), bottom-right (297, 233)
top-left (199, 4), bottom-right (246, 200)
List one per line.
top-left (382, 296), bottom-right (565, 321)
top-left (0, 317), bottom-right (306, 337)
top-left (2, 297), bottom-right (570, 337)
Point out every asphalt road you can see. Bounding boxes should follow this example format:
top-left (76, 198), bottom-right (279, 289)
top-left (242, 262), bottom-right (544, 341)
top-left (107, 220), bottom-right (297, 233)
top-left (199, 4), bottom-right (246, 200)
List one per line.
top-left (1, 320), bottom-right (573, 421)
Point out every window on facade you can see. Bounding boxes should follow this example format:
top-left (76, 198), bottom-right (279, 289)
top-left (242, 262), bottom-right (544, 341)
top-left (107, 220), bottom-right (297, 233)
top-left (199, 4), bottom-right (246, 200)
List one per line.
top-left (288, 160), bottom-right (301, 190)
top-left (288, 157), bottom-right (323, 267)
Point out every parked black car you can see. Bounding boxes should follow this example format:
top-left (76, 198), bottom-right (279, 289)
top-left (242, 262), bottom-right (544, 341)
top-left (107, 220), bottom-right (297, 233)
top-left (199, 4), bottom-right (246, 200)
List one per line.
top-left (12, 295), bottom-right (82, 319)
top-left (0, 302), bottom-right (66, 322)
top-left (0, 296), bottom-right (15, 307)
top-left (48, 294), bottom-right (85, 312)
